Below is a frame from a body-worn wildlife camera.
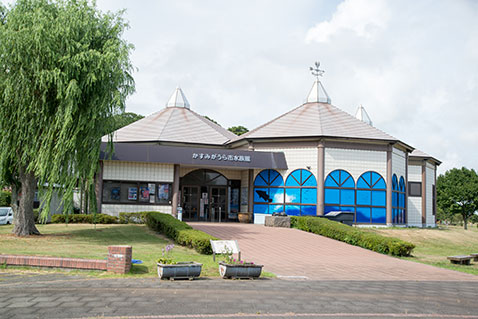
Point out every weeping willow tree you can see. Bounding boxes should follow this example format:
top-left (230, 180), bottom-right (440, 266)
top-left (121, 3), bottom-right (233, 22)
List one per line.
top-left (0, 0), bottom-right (135, 236)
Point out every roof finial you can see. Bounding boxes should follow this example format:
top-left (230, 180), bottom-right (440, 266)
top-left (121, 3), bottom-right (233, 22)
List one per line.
top-left (309, 61), bottom-right (325, 80)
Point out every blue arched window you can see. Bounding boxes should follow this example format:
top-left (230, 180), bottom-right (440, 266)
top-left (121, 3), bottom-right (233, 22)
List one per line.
top-left (284, 169), bottom-right (317, 216)
top-left (356, 171), bottom-right (386, 224)
top-left (324, 170), bottom-right (355, 216)
top-left (392, 175), bottom-right (406, 224)
top-left (253, 169), bottom-right (284, 214)
top-left (398, 177), bottom-right (406, 224)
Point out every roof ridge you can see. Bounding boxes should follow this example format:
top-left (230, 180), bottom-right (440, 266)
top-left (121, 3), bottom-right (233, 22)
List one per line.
top-left (157, 107), bottom-right (175, 140)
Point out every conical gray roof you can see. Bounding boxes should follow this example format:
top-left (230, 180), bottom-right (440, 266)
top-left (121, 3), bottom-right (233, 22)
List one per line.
top-left (236, 101), bottom-right (397, 142)
top-left (103, 88), bottom-right (236, 145)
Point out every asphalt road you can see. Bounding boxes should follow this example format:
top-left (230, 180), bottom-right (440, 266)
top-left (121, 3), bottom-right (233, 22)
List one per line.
top-left (1, 271), bottom-right (478, 319)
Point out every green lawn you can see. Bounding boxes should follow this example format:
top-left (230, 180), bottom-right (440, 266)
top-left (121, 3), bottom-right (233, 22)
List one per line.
top-left (365, 225), bottom-right (478, 276)
top-left (0, 224), bottom-right (225, 278)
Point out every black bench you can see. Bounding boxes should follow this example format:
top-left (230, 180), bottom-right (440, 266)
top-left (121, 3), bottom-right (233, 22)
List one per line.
top-left (447, 255), bottom-right (473, 265)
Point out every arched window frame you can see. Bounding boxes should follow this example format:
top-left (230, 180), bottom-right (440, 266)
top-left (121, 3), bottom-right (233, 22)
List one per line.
top-left (356, 171), bottom-right (387, 224)
top-left (392, 174), bottom-right (407, 224)
top-left (253, 169), bottom-right (284, 215)
top-left (398, 176), bottom-right (406, 224)
top-left (284, 169), bottom-right (317, 216)
top-left (324, 169), bottom-right (356, 217)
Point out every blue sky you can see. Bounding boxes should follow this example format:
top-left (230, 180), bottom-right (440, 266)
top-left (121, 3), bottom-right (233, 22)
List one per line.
top-left (3, 0), bottom-right (478, 173)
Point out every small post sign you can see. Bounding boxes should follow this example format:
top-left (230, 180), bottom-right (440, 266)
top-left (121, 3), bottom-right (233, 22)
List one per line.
top-left (210, 240), bottom-right (241, 262)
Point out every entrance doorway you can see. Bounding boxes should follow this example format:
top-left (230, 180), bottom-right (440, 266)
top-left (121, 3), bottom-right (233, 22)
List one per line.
top-left (210, 187), bottom-right (227, 222)
top-left (180, 169), bottom-right (236, 222)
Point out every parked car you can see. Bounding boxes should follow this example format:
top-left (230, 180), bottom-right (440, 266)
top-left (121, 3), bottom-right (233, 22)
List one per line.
top-left (0, 207), bottom-right (13, 225)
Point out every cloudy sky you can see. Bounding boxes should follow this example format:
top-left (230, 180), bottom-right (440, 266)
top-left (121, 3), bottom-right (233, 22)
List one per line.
top-left (4, 0), bottom-right (478, 173)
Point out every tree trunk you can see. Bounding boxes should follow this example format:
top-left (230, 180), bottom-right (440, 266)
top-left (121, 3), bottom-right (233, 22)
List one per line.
top-left (13, 168), bottom-right (40, 236)
top-left (463, 215), bottom-right (468, 230)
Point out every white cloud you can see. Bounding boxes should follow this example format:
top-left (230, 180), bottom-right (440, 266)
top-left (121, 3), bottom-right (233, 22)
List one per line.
top-left (306, 0), bottom-right (390, 43)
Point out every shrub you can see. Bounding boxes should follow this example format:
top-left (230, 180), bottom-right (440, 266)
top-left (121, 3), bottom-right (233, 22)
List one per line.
top-left (290, 216), bottom-right (415, 257)
top-left (51, 213), bottom-right (118, 224)
top-left (119, 212), bottom-right (147, 224)
top-left (0, 190), bottom-right (11, 207)
top-left (145, 212), bottom-right (217, 254)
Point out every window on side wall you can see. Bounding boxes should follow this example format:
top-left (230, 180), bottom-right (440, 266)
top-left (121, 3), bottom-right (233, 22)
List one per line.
top-left (408, 182), bottom-right (422, 197)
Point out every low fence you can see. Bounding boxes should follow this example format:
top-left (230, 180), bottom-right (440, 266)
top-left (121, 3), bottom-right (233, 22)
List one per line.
top-left (0, 245), bottom-right (132, 274)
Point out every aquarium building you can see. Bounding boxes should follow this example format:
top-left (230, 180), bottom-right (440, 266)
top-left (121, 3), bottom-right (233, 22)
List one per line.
top-left (97, 75), bottom-right (440, 227)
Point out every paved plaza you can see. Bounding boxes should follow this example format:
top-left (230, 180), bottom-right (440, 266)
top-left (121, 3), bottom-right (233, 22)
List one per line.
top-left (190, 223), bottom-right (478, 281)
top-left (1, 271), bottom-right (478, 319)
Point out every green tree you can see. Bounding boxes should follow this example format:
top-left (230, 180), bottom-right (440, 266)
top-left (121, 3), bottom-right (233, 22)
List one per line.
top-left (109, 112), bottom-right (144, 133)
top-left (437, 167), bottom-right (478, 230)
top-left (228, 125), bottom-right (249, 136)
top-left (0, 0), bottom-right (134, 236)
top-left (204, 116), bottom-right (220, 126)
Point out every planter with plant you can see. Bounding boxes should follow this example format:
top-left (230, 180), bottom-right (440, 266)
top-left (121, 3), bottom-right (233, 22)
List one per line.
top-left (157, 244), bottom-right (202, 280)
top-left (218, 251), bottom-right (263, 279)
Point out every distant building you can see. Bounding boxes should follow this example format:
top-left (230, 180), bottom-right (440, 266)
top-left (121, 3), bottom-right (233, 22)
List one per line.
top-left (97, 71), bottom-right (439, 227)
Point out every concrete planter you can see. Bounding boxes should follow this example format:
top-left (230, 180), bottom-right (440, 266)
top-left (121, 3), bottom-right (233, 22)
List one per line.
top-left (238, 212), bottom-right (252, 223)
top-left (219, 262), bottom-right (263, 279)
top-left (157, 262), bottom-right (202, 280)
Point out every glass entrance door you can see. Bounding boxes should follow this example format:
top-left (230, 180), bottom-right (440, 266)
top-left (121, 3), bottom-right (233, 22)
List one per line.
top-left (210, 187), bottom-right (227, 222)
top-left (182, 186), bottom-right (199, 221)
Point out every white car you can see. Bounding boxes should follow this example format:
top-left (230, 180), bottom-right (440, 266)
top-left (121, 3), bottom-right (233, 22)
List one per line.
top-left (0, 207), bottom-right (13, 225)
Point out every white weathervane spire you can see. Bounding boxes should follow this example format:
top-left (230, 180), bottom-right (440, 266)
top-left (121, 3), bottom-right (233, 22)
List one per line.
top-left (166, 86), bottom-right (190, 109)
top-left (306, 61), bottom-right (331, 104)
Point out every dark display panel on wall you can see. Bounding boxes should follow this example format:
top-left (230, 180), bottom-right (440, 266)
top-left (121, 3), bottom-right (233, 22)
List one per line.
top-left (103, 180), bottom-right (172, 205)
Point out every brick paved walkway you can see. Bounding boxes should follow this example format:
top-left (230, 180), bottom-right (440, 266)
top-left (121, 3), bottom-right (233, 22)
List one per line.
top-left (190, 223), bottom-right (478, 281)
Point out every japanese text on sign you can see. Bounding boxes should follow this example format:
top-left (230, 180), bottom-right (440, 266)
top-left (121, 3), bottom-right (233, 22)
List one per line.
top-left (192, 153), bottom-right (251, 162)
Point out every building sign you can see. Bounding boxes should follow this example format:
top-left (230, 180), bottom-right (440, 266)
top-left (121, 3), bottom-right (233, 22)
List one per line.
top-left (192, 153), bottom-right (251, 162)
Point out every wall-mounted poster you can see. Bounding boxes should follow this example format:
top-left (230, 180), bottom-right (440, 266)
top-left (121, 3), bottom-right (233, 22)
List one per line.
top-left (140, 186), bottom-right (150, 200)
top-left (148, 183), bottom-right (156, 195)
top-left (128, 187), bottom-right (137, 200)
top-left (158, 184), bottom-right (169, 201)
top-left (111, 187), bottom-right (120, 201)
top-left (150, 195), bottom-right (155, 203)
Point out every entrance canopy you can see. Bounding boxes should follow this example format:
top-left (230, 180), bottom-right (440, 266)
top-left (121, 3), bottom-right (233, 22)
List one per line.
top-left (100, 142), bottom-right (288, 170)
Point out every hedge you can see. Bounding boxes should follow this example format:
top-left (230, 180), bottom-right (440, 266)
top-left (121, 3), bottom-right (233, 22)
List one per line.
top-left (119, 212), bottom-right (147, 224)
top-left (290, 216), bottom-right (415, 257)
top-left (51, 213), bottom-right (118, 224)
top-left (145, 211), bottom-right (217, 254)
top-left (0, 190), bottom-right (11, 207)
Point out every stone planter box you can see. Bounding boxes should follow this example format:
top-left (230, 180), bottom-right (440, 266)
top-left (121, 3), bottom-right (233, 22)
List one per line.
top-left (219, 262), bottom-right (263, 279)
top-left (264, 215), bottom-right (290, 228)
top-left (157, 262), bottom-right (202, 280)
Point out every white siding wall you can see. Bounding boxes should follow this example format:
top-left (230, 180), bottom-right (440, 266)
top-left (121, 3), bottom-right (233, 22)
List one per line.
top-left (103, 161), bottom-right (174, 182)
top-left (392, 148), bottom-right (406, 181)
top-left (324, 148), bottom-right (387, 182)
top-left (407, 164), bottom-right (422, 226)
top-left (102, 204), bottom-right (171, 217)
top-left (426, 164), bottom-right (436, 226)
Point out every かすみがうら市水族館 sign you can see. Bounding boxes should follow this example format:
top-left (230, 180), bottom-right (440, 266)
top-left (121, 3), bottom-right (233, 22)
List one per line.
top-left (192, 153), bottom-right (251, 162)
